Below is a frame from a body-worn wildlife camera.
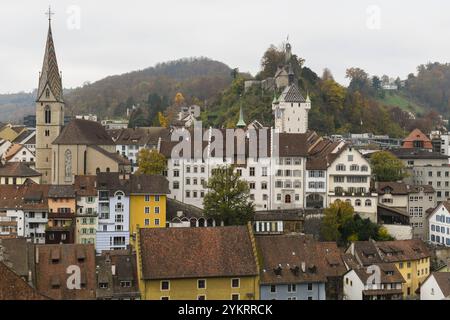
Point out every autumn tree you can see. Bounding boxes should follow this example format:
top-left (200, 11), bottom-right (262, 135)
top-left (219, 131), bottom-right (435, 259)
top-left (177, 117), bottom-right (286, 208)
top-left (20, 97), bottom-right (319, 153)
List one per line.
top-left (136, 149), bottom-right (167, 175)
top-left (370, 151), bottom-right (407, 182)
top-left (174, 92), bottom-right (185, 106)
top-left (321, 200), bottom-right (354, 242)
top-left (158, 112), bottom-right (169, 128)
top-left (203, 165), bottom-right (254, 226)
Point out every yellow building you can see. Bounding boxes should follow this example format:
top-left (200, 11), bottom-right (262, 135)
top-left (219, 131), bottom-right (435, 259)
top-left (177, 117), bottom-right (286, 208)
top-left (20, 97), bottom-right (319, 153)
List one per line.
top-left (136, 225), bottom-right (260, 300)
top-left (347, 239), bottom-right (432, 298)
top-left (0, 124), bottom-right (26, 142)
top-left (129, 174), bottom-right (169, 242)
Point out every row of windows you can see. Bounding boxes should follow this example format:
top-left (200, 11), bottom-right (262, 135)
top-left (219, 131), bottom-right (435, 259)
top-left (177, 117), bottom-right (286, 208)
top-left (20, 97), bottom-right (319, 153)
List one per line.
top-left (144, 195), bottom-right (160, 202)
top-left (144, 206), bottom-right (160, 214)
top-left (308, 170), bottom-right (325, 178)
top-left (336, 164), bottom-right (368, 172)
top-left (409, 207), bottom-right (424, 217)
top-left (308, 182), bottom-right (325, 189)
top-left (334, 187), bottom-right (368, 194)
top-left (436, 215), bottom-right (450, 223)
top-left (160, 278), bottom-right (241, 292)
top-left (185, 190), bottom-right (205, 199)
top-left (144, 218), bottom-right (160, 226)
top-left (269, 283), bottom-right (314, 293)
top-left (431, 224), bottom-right (450, 234)
top-left (430, 234), bottom-right (450, 245)
top-left (161, 294), bottom-right (240, 300)
top-left (333, 176), bottom-right (368, 183)
top-left (275, 180), bottom-right (302, 189)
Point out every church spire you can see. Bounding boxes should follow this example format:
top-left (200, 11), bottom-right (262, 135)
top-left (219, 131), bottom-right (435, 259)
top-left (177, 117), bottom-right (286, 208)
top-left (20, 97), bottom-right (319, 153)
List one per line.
top-left (37, 7), bottom-right (63, 102)
top-left (236, 104), bottom-right (246, 128)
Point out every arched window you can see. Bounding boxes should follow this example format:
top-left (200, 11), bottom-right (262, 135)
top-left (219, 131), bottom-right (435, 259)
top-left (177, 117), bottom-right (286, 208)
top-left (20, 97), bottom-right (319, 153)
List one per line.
top-left (96, 168), bottom-right (100, 174)
top-left (64, 149), bottom-right (72, 182)
top-left (45, 88), bottom-right (50, 98)
top-left (285, 194), bottom-right (291, 204)
top-left (106, 167), bottom-right (110, 173)
top-left (44, 106), bottom-right (51, 124)
top-left (355, 199), bottom-right (362, 207)
top-left (345, 199), bottom-right (352, 204)
top-left (361, 165), bottom-right (369, 172)
top-left (365, 199), bottom-right (372, 207)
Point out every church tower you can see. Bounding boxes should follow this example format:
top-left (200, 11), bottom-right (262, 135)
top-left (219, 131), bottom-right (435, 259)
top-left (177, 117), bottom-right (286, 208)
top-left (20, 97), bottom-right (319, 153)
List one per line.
top-left (35, 10), bottom-right (65, 184)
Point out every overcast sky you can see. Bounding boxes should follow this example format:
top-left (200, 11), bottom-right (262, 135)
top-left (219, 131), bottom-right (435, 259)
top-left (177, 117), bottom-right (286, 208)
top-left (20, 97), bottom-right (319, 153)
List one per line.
top-left (1, 0), bottom-right (450, 93)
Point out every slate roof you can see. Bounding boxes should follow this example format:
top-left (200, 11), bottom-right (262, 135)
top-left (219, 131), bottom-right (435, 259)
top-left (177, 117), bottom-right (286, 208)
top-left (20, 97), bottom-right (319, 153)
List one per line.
top-left (130, 174), bottom-right (170, 195)
top-left (166, 198), bottom-right (204, 220)
top-left (96, 249), bottom-right (140, 299)
top-left (377, 182), bottom-right (435, 195)
top-left (0, 262), bottom-right (47, 300)
top-left (139, 226), bottom-right (258, 280)
top-left (350, 240), bottom-right (431, 266)
top-left (112, 127), bottom-right (170, 146)
top-left (390, 148), bottom-right (448, 160)
top-left (48, 185), bottom-right (76, 198)
top-left (53, 119), bottom-right (114, 145)
top-left (0, 162), bottom-right (41, 177)
top-left (278, 83), bottom-right (305, 103)
top-left (37, 23), bottom-right (63, 102)
top-left (256, 234), bottom-right (346, 285)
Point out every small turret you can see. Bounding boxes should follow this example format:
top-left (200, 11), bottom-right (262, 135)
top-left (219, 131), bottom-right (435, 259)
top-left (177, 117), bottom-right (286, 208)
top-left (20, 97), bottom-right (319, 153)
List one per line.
top-left (236, 105), bottom-right (246, 128)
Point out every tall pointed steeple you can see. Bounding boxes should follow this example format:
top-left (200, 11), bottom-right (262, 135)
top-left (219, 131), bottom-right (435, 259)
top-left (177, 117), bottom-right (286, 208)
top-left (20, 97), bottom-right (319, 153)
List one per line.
top-left (37, 10), bottom-right (63, 102)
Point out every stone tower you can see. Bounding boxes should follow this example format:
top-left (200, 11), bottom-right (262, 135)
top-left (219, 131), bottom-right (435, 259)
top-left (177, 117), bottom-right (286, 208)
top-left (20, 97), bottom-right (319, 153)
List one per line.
top-left (35, 17), bottom-right (65, 183)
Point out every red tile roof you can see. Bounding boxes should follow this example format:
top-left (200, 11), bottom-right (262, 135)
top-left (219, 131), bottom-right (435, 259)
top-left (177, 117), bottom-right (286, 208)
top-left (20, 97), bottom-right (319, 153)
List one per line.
top-left (139, 226), bottom-right (258, 280)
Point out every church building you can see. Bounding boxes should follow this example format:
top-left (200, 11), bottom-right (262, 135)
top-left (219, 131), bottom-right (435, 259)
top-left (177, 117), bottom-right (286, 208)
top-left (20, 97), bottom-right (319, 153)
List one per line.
top-left (35, 14), bottom-right (130, 185)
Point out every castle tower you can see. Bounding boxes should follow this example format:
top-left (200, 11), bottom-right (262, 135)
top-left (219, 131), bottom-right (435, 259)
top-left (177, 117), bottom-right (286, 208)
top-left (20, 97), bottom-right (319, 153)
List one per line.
top-left (272, 83), bottom-right (311, 134)
top-left (35, 10), bottom-right (65, 183)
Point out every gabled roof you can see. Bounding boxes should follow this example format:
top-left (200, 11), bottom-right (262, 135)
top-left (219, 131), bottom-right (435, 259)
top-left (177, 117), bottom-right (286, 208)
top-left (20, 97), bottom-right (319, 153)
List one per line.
top-left (130, 174), bottom-right (170, 195)
top-left (139, 226), bottom-right (258, 280)
top-left (278, 83), bottom-right (305, 103)
top-left (430, 272), bottom-right (450, 297)
top-left (48, 185), bottom-right (76, 198)
top-left (37, 23), bottom-right (63, 102)
top-left (306, 139), bottom-right (347, 170)
top-left (351, 263), bottom-right (406, 284)
top-left (112, 127), bottom-right (170, 146)
top-left (73, 175), bottom-right (97, 197)
top-left (256, 234), bottom-right (346, 285)
top-left (0, 162), bottom-right (41, 178)
top-left (90, 145), bottom-right (130, 165)
top-left (53, 119), bottom-right (114, 145)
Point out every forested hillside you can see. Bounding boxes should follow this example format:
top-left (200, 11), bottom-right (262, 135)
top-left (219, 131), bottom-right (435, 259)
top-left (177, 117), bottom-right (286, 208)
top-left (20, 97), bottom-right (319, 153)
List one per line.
top-left (64, 57), bottom-right (232, 118)
top-left (203, 45), bottom-right (443, 137)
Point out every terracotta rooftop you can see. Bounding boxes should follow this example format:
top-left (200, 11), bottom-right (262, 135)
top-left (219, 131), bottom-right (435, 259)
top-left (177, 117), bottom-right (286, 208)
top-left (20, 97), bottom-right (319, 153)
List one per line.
top-left (0, 262), bottom-right (47, 300)
top-left (430, 272), bottom-right (450, 298)
top-left (35, 244), bottom-right (96, 300)
top-left (0, 162), bottom-right (41, 178)
top-left (73, 175), bottom-right (97, 197)
top-left (139, 226), bottom-right (258, 280)
top-left (256, 234), bottom-right (346, 285)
